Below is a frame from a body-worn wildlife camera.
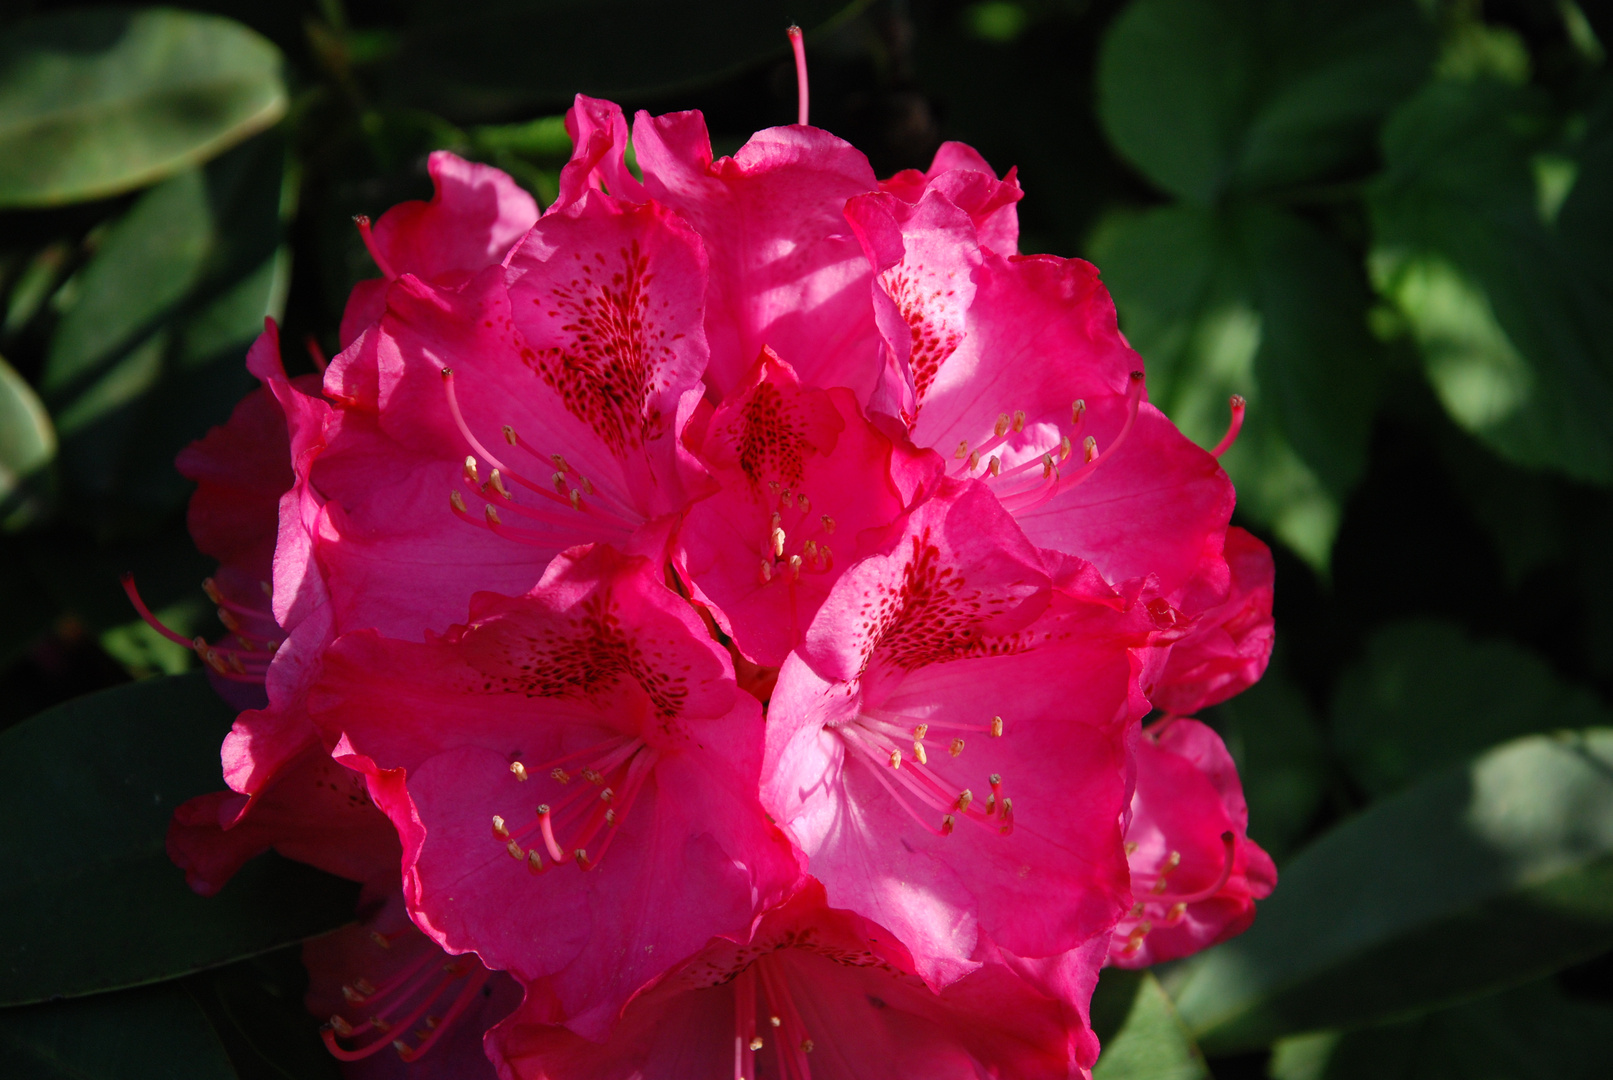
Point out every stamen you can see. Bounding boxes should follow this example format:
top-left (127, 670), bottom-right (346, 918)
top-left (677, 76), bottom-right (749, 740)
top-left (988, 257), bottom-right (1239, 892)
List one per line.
top-left (306, 334), bottom-right (329, 372)
top-left (353, 215), bottom-right (397, 280)
top-left (510, 761), bottom-right (529, 782)
top-left (955, 440), bottom-right (969, 459)
top-left (949, 738), bottom-right (965, 757)
top-left (787, 25), bottom-right (809, 127)
top-left (1210, 395), bottom-right (1246, 457)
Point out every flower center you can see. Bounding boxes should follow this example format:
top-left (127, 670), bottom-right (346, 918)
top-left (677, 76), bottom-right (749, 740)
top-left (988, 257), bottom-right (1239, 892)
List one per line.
top-left (441, 367), bottom-right (643, 547)
top-left (944, 370), bottom-right (1145, 513)
top-left (732, 953), bottom-right (815, 1080)
top-left (755, 480), bottom-right (837, 586)
top-left (1116, 830), bottom-right (1236, 956)
top-left (321, 944), bottom-right (490, 1063)
top-left (490, 736), bottom-right (659, 873)
top-left (121, 573), bottom-right (280, 683)
top-left (832, 709), bottom-right (1013, 838)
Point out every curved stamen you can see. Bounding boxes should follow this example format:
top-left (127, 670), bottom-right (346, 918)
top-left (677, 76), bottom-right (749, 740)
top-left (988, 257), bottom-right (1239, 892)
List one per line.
top-left (1210, 395), bottom-right (1246, 457)
top-left (1139, 831), bottom-right (1236, 906)
top-left (353, 215), bottom-right (398, 281)
top-left (395, 967), bottom-right (492, 1062)
top-left (787, 25), bottom-right (809, 127)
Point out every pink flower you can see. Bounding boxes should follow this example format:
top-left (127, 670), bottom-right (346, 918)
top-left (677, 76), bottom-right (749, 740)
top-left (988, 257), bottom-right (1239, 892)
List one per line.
top-left (489, 881), bottom-right (1103, 1080)
top-left (308, 887), bottom-right (522, 1076)
top-left (1109, 718), bottom-right (1277, 968)
top-left (763, 479), bottom-right (1152, 983)
top-left (309, 544), bottom-right (798, 1038)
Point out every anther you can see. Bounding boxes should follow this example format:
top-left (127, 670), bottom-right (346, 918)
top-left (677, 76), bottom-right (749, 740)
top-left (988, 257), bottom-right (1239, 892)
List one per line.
top-left (569, 489), bottom-right (583, 510)
top-left (1012, 409), bottom-right (1026, 432)
top-left (527, 849), bottom-right (544, 873)
top-left (492, 815), bottom-right (509, 840)
top-left (771, 527), bottom-right (786, 558)
top-left (583, 770), bottom-right (604, 785)
top-left (484, 504), bottom-right (502, 526)
top-left (912, 741), bottom-right (927, 765)
top-left (749, 1036), bottom-right (765, 1052)
top-left (797, 493), bottom-right (810, 513)
top-left (999, 797), bottom-right (1014, 835)
top-left (1083, 436), bottom-right (1098, 463)
top-left (770, 1016), bottom-right (782, 1028)
top-left (354, 978), bottom-right (377, 996)
top-left (1042, 453), bottom-right (1055, 479)
top-left (1211, 394), bottom-right (1247, 457)
top-left (551, 768), bottom-right (572, 784)
top-left (990, 716), bottom-right (1003, 737)
top-left (759, 559), bottom-right (774, 584)
top-left (552, 471), bottom-right (567, 493)
top-left (328, 1015), bottom-right (354, 1036)
top-left (510, 761), bottom-right (529, 782)
top-left (941, 814), bottom-right (956, 836)
top-left (502, 425), bottom-right (517, 445)
top-left (821, 514), bottom-right (836, 533)
top-left (600, 787), bottom-right (614, 802)
top-left (201, 578), bottom-right (222, 604)
top-left (957, 789), bottom-right (973, 811)
top-left (506, 838), bottom-right (525, 860)
top-left (489, 470), bottom-right (512, 499)
top-left (342, 985), bottom-right (365, 1004)
top-left (967, 450), bottom-right (980, 472)
top-left (369, 930), bottom-right (392, 949)
top-left (1060, 435), bottom-right (1073, 460)
top-left (778, 489), bottom-right (793, 511)
top-left (788, 554), bottom-right (803, 581)
top-left (987, 455), bottom-right (1001, 477)
top-left (450, 490), bottom-right (468, 513)
top-left (889, 749), bottom-right (902, 769)
top-left (1124, 840), bottom-right (1139, 855)
top-left (912, 724), bottom-right (928, 740)
top-left (1167, 902), bottom-right (1187, 921)
top-left (392, 1040), bottom-right (410, 1058)
top-left (955, 440), bottom-right (969, 459)
top-left (803, 1039), bottom-right (815, 1053)
top-left (949, 738), bottom-right (965, 757)
top-left (1072, 399), bottom-right (1086, 423)
top-left (994, 413), bottom-right (1010, 437)
top-left (218, 608), bottom-right (241, 633)
top-left (463, 456), bottom-right (479, 485)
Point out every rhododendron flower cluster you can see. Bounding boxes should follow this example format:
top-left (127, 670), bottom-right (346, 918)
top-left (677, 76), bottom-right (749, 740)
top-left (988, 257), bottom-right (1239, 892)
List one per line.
top-left (138, 40), bottom-right (1276, 1079)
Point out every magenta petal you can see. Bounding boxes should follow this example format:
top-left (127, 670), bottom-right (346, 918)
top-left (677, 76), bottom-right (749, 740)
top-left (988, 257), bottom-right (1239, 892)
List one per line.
top-left (1109, 719), bottom-right (1276, 968)
top-left (633, 112), bottom-right (883, 398)
top-left (881, 141), bottom-right (1023, 255)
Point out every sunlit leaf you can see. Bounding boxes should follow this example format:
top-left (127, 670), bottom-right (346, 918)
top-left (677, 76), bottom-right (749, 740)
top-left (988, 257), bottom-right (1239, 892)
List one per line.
top-left (1333, 620), bottom-right (1612, 799)
top-left (0, 674), bottom-right (360, 1006)
top-left (0, 8), bottom-right (286, 207)
top-left (0, 982), bottom-right (235, 1080)
top-left (0, 353), bottom-right (55, 530)
top-left (1091, 970), bottom-right (1211, 1080)
top-left (1368, 76), bottom-right (1613, 485)
top-left (1164, 727), bottom-right (1613, 1052)
top-left (1089, 202), bottom-right (1381, 569)
top-left (1096, 0), bottom-right (1433, 203)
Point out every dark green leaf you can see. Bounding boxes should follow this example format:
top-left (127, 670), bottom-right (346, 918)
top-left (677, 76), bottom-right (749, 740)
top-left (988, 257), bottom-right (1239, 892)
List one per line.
top-left (0, 674), bottom-right (360, 1006)
top-left (1164, 728), bottom-right (1613, 1052)
top-left (186, 947), bottom-right (342, 1080)
top-left (1368, 76), bottom-right (1613, 485)
top-left (1207, 656), bottom-right (1327, 862)
top-left (1268, 977), bottom-right (1613, 1080)
top-left (1089, 202), bottom-right (1382, 569)
top-left (1333, 620), bottom-right (1612, 799)
top-left (1096, 0), bottom-right (1433, 203)
top-left (41, 129), bottom-right (287, 532)
top-left (0, 353), bottom-right (55, 530)
top-left (0, 982), bottom-right (236, 1080)
top-left (0, 8), bottom-right (287, 207)
top-left (1090, 969), bottom-right (1210, 1080)
top-left (390, 0), bottom-right (870, 115)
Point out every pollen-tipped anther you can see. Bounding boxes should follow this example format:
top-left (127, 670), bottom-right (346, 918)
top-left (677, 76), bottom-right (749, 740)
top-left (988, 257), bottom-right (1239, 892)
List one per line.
top-left (502, 425), bottom-right (517, 445)
top-left (987, 455), bottom-right (1001, 477)
top-left (771, 527), bottom-right (786, 558)
top-left (888, 749), bottom-right (902, 769)
top-left (941, 814), bottom-right (956, 836)
top-left (954, 440), bottom-right (969, 459)
top-left (994, 412), bottom-right (1010, 437)
top-left (1083, 436), bottom-right (1098, 463)
top-left (912, 740), bottom-right (927, 765)
top-left (489, 470), bottom-right (512, 499)
top-left (990, 715), bottom-right (1004, 737)
top-left (1012, 409), bottom-right (1026, 432)
top-left (463, 456), bottom-right (479, 485)
top-left (821, 514), bottom-right (836, 533)
top-left (484, 504), bottom-right (502, 526)
top-left (510, 761), bottom-right (529, 782)
top-left (950, 737), bottom-right (965, 757)
top-left (491, 815), bottom-right (509, 840)
top-left (450, 490), bottom-right (467, 514)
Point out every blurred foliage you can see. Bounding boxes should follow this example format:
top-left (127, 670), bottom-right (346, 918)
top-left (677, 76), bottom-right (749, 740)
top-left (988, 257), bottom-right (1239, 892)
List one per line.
top-left (0, 1), bottom-right (1609, 1077)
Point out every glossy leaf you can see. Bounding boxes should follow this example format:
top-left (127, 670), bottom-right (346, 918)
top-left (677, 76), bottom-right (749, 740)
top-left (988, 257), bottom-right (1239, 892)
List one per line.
top-left (1368, 76), bottom-right (1613, 485)
top-left (185, 946), bottom-right (343, 1080)
top-left (1091, 970), bottom-right (1210, 1080)
top-left (1164, 727), bottom-right (1613, 1052)
top-left (0, 8), bottom-right (286, 207)
top-left (392, 0), bottom-right (870, 113)
top-left (0, 982), bottom-right (235, 1080)
top-left (1096, 0), bottom-right (1433, 203)
top-left (1333, 619), bottom-right (1612, 799)
top-left (1089, 202), bottom-right (1381, 569)
top-left (0, 673), bottom-right (360, 1006)
top-left (1268, 977), bottom-right (1613, 1080)
top-left (0, 353), bottom-right (55, 530)
top-left (41, 130), bottom-right (287, 533)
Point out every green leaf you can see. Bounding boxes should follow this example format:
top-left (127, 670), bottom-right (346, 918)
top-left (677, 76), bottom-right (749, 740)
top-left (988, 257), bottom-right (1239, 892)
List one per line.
top-left (1368, 77), bottom-right (1613, 485)
top-left (41, 129), bottom-right (287, 532)
top-left (1096, 0), bottom-right (1433, 203)
top-left (0, 353), bottom-right (55, 530)
top-left (185, 947), bottom-right (343, 1080)
top-left (1268, 977), bottom-right (1613, 1080)
top-left (0, 673), bottom-right (361, 1007)
top-left (0, 982), bottom-right (236, 1080)
top-left (391, 0), bottom-right (870, 113)
top-left (0, 8), bottom-right (286, 208)
top-left (1333, 620), bottom-right (1613, 799)
top-left (1163, 728), bottom-right (1613, 1052)
top-left (1207, 656), bottom-right (1327, 863)
top-left (1090, 970), bottom-right (1210, 1080)
top-left (1089, 202), bottom-right (1382, 569)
